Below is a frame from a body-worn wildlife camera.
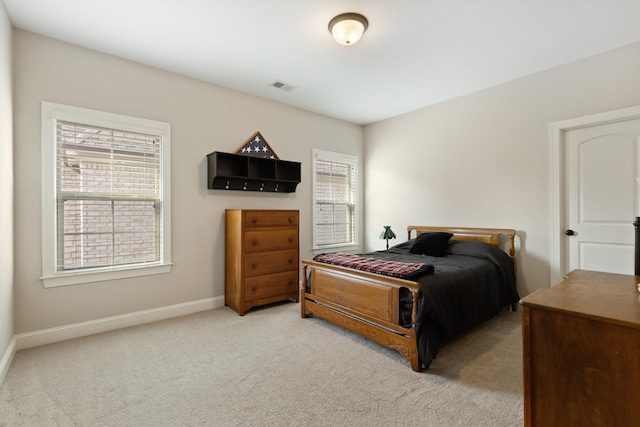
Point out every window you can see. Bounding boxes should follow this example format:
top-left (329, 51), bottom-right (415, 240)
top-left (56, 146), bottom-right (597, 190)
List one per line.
top-left (41, 102), bottom-right (171, 287)
top-left (312, 149), bottom-right (358, 250)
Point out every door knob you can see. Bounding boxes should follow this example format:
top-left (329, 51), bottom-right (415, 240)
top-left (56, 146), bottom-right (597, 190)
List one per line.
top-left (565, 229), bottom-right (575, 236)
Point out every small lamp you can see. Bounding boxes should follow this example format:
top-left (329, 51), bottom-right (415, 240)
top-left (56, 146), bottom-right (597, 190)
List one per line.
top-left (380, 226), bottom-right (396, 249)
top-left (328, 12), bottom-right (368, 45)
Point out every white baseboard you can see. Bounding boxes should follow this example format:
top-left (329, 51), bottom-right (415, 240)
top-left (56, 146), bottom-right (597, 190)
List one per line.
top-left (0, 336), bottom-right (17, 386)
top-left (15, 296), bottom-right (225, 351)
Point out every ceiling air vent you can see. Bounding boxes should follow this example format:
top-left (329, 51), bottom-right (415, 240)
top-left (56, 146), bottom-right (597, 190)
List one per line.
top-left (270, 80), bottom-right (294, 91)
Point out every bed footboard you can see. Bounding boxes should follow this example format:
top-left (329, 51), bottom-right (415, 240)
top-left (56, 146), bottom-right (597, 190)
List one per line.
top-left (301, 260), bottom-right (422, 372)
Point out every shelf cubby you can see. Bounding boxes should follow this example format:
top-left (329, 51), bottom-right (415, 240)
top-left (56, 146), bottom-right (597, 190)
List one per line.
top-left (207, 151), bottom-right (301, 193)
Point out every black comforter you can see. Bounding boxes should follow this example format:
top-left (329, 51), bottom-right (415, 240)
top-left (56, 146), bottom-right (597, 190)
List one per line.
top-left (362, 239), bottom-right (519, 369)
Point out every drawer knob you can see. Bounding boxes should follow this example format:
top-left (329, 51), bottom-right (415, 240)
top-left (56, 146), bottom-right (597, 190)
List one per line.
top-left (288, 259), bottom-right (293, 265)
top-left (251, 217), bottom-right (258, 224)
top-left (251, 262), bottom-right (257, 269)
top-left (288, 237), bottom-right (293, 244)
top-left (251, 239), bottom-right (258, 246)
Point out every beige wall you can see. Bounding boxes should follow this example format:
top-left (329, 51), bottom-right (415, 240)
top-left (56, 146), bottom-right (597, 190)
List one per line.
top-left (0, 1), bottom-right (14, 379)
top-left (363, 42), bottom-right (640, 296)
top-left (12, 29), bottom-right (363, 334)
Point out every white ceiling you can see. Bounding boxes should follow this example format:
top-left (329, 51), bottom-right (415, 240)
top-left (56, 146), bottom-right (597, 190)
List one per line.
top-left (4, 0), bottom-right (640, 124)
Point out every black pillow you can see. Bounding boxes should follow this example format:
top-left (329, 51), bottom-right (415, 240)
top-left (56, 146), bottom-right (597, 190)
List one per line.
top-left (409, 232), bottom-right (453, 257)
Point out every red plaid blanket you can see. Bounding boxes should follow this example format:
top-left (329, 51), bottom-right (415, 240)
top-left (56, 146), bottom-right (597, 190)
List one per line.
top-left (313, 253), bottom-right (434, 280)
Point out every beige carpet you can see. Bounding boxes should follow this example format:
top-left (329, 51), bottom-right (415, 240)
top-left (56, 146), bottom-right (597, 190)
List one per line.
top-left (0, 302), bottom-right (523, 426)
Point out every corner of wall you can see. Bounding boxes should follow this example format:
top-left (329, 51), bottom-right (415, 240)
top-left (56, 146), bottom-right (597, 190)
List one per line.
top-left (0, 0), bottom-right (16, 387)
top-left (0, 337), bottom-right (16, 386)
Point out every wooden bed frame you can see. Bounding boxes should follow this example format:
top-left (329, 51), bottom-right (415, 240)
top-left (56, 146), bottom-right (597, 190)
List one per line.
top-left (300, 225), bottom-right (517, 372)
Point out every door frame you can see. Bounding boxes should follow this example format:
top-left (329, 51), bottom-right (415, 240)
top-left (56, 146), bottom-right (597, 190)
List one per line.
top-left (549, 105), bottom-right (640, 286)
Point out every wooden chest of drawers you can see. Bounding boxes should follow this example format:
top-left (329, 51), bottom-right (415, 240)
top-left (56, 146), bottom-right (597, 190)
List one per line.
top-left (225, 209), bottom-right (299, 315)
top-left (520, 270), bottom-right (640, 426)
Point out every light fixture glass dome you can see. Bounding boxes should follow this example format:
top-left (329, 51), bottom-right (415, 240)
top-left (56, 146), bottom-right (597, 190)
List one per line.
top-left (328, 13), bottom-right (368, 46)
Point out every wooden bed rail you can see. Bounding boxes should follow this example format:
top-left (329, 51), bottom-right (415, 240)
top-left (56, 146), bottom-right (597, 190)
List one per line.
top-left (301, 261), bottom-right (422, 371)
top-left (408, 225), bottom-right (515, 250)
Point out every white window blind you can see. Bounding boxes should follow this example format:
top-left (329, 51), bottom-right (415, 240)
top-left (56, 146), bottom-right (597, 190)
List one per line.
top-left (41, 102), bottom-right (171, 287)
top-left (56, 121), bottom-right (161, 271)
top-left (313, 149), bottom-right (357, 248)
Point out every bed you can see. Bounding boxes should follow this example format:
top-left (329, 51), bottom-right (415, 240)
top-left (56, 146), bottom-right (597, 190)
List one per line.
top-left (300, 226), bottom-right (519, 372)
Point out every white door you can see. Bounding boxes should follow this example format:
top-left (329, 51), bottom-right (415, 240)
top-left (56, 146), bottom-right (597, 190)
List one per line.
top-left (565, 118), bottom-right (640, 275)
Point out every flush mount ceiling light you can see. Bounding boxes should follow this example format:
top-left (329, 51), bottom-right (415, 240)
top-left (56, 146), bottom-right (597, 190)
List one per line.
top-left (328, 12), bottom-right (368, 45)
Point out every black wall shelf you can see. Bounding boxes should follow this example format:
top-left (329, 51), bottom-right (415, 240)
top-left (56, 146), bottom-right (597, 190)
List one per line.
top-left (207, 151), bottom-right (301, 193)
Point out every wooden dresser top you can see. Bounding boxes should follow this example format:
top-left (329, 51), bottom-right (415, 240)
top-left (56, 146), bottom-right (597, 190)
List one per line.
top-left (520, 269), bottom-right (640, 329)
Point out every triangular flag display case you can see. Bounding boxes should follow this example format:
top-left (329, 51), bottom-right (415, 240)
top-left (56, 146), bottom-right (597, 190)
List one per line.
top-left (207, 132), bottom-right (301, 193)
top-left (234, 131), bottom-right (280, 159)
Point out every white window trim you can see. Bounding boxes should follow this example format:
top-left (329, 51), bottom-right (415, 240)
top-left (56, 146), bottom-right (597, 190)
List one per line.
top-left (312, 148), bottom-right (359, 253)
top-left (41, 101), bottom-right (172, 287)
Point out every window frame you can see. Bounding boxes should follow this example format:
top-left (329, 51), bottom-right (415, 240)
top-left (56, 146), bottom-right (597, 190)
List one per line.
top-left (312, 148), bottom-right (359, 252)
top-left (41, 102), bottom-right (172, 287)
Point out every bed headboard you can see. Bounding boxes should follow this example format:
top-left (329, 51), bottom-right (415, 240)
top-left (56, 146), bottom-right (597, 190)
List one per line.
top-left (407, 225), bottom-right (516, 264)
